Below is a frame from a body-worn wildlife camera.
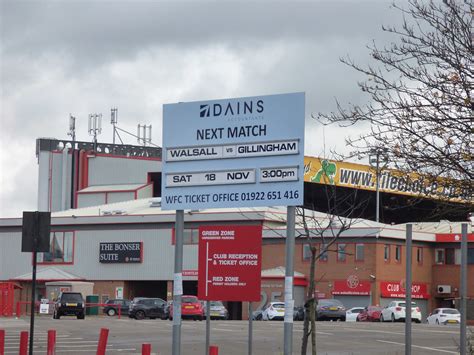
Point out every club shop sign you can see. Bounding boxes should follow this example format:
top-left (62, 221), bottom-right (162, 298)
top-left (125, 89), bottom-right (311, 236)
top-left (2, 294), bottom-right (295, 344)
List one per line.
top-left (99, 242), bottom-right (143, 263)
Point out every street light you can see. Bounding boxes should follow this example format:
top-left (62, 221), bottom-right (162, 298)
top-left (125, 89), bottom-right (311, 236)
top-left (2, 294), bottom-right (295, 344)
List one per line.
top-left (369, 147), bottom-right (389, 223)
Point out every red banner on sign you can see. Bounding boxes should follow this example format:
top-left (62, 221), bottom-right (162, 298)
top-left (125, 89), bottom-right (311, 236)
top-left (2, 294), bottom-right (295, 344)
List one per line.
top-left (332, 278), bottom-right (371, 295)
top-left (198, 225), bottom-right (262, 302)
top-left (380, 281), bottom-right (430, 299)
top-left (436, 233), bottom-right (474, 242)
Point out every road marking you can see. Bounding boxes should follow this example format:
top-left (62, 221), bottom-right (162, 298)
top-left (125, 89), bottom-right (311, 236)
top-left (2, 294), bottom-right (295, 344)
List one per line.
top-left (211, 328), bottom-right (236, 332)
top-left (376, 340), bottom-right (459, 354)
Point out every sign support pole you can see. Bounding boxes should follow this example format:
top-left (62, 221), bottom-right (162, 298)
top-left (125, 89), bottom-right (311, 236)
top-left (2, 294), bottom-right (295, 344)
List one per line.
top-left (405, 224), bottom-right (412, 355)
top-left (172, 210), bottom-right (184, 355)
top-left (460, 223), bottom-right (467, 355)
top-left (29, 249), bottom-right (37, 355)
top-left (205, 300), bottom-right (210, 355)
top-left (283, 206), bottom-right (295, 355)
top-left (248, 302), bottom-right (253, 355)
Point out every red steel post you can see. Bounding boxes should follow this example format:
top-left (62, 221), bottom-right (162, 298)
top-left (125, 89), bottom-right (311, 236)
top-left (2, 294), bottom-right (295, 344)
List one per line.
top-left (0, 329), bottom-right (5, 355)
top-left (96, 328), bottom-right (109, 355)
top-left (19, 331), bottom-right (28, 355)
top-left (47, 330), bottom-right (56, 355)
top-left (209, 345), bottom-right (219, 355)
top-left (118, 304), bottom-right (121, 319)
top-left (141, 343), bottom-right (151, 355)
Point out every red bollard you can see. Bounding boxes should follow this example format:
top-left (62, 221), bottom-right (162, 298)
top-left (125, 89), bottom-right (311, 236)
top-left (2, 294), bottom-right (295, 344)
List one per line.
top-left (141, 343), bottom-right (151, 355)
top-left (0, 329), bottom-right (5, 355)
top-left (47, 330), bottom-right (56, 355)
top-left (209, 345), bottom-right (219, 355)
top-left (118, 305), bottom-right (121, 320)
top-left (96, 328), bottom-right (109, 355)
top-left (19, 331), bottom-right (28, 355)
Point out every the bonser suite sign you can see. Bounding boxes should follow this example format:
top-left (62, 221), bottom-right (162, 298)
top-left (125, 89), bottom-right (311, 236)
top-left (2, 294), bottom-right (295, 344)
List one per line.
top-left (99, 242), bottom-right (143, 263)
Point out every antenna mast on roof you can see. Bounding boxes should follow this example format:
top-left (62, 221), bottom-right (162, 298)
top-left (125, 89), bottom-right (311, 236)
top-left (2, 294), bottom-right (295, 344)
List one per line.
top-left (111, 108), bottom-right (118, 145)
top-left (137, 124), bottom-right (152, 147)
top-left (67, 114), bottom-right (77, 142)
top-left (88, 113), bottom-right (102, 150)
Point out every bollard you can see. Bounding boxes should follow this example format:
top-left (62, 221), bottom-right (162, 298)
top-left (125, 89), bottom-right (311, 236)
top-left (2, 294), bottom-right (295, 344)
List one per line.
top-left (96, 328), bottom-right (109, 355)
top-left (141, 343), bottom-right (151, 355)
top-left (209, 345), bottom-right (219, 355)
top-left (118, 305), bottom-right (121, 320)
top-left (0, 329), bottom-right (4, 355)
top-left (47, 330), bottom-right (56, 355)
top-left (19, 331), bottom-right (28, 355)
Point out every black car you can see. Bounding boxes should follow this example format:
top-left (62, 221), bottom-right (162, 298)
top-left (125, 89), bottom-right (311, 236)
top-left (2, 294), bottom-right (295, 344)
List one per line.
top-left (315, 299), bottom-right (346, 321)
top-left (103, 299), bottom-right (131, 316)
top-left (129, 297), bottom-right (168, 320)
top-left (53, 292), bottom-right (85, 319)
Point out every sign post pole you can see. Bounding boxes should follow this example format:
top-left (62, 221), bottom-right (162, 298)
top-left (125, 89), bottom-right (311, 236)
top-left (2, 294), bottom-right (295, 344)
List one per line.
top-left (248, 302), bottom-right (253, 355)
top-left (172, 210), bottom-right (184, 355)
top-left (460, 223), bottom-right (467, 355)
top-left (205, 300), bottom-right (210, 355)
top-left (284, 206), bottom-right (295, 355)
top-left (405, 224), bottom-right (412, 355)
top-left (29, 249), bottom-right (37, 355)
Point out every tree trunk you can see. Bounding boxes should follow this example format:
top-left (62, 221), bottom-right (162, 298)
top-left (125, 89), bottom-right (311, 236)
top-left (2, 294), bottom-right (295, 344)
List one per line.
top-left (301, 247), bottom-right (317, 354)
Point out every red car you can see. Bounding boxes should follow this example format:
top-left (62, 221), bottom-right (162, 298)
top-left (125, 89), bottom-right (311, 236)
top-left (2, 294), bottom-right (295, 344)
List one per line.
top-left (169, 295), bottom-right (204, 321)
top-left (357, 306), bottom-right (383, 322)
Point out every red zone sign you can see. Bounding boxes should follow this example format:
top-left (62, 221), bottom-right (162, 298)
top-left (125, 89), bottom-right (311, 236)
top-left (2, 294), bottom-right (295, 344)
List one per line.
top-left (198, 225), bottom-right (262, 302)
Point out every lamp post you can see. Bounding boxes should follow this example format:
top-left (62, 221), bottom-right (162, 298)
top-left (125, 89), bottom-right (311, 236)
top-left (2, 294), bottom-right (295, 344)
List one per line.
top-left (369, 148), bottom-right (389, 223)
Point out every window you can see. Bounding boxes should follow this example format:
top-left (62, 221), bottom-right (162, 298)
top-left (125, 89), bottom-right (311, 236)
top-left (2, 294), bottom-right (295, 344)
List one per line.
top-left (395, 245), bottom-right (401, 263)
top-left (38, 231), bottom-right (74, 264)
top-left (416, 248), bottom-right (423, 265)
top-left (355, 244), bottom-right (364, 261)
top-left (319, 243), bottom-right (328, 262)
top-left (384, 245), bottom-right (390, 261)
top-left (435, 249), bottom-right (445, 264)
top-left (337, 244), bottom-right (346, 262)
top-left (303, 244), bottom-right (313, 261)
top-left (172, 228), bottom-right (199, 245)
top-left (101, 295), bottom-right (109, 304)
top-left (445, 248), bottom-right (455, 265)
top-left (468, 249), bottom-right (474, 265)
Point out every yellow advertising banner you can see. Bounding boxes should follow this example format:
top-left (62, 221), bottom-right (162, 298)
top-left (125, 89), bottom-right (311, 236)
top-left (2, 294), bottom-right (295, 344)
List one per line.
top-left (303, 156), bottom-right (472, 203)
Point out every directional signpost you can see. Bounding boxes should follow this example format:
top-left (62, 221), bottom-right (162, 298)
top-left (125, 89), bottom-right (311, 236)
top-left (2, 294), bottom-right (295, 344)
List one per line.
top-left (162, 92), bottom-right (305, 355)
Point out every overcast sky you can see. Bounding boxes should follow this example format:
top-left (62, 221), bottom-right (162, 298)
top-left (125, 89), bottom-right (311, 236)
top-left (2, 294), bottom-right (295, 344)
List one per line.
top-left (0, 0), bottom-right (399, 218)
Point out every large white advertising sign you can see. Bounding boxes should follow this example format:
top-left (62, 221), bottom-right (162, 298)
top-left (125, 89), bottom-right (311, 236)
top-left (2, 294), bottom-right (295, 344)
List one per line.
top-left (161, 92), bottom-right (305, 210)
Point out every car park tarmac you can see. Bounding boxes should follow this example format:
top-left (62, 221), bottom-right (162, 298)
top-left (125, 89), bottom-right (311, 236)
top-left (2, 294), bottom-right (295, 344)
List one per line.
top-left (0, 316), bottom-right (469, 354)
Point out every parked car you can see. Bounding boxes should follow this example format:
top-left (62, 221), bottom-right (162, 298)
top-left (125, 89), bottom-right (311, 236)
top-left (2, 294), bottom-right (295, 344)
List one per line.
top-left (345, 307), bottom-right (365, 322)
top-left (316, 299), bottom-right (346, 321)
top-left (426, 308), bottom-right (460, 325)
top-left (208, 301), bottom-right (229, 320)
top-left (357, 306), bottom-right (383, 322)
top-left (252, 309), bottom-right (263, 320)
top-left (294, 306), bottom-right (305, 321)
top-left (103, 299), bottom-right (130, 316)
top-left (53, 292), bottom-right (85, 320)
top-left (380, 301), bottom-right (421, 323)
top-left (262, 302), bottom-right (285, 320)
top-left (129, 297), bottom-right (167, 320)
top-left (169, 295), bottom-right (204, 321)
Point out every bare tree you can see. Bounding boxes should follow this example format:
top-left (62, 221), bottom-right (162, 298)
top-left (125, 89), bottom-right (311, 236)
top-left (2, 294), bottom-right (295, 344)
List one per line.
top-left (318, 0), bottom-right (473, 206)
top-left (298, 186), bottom-right (370, 355)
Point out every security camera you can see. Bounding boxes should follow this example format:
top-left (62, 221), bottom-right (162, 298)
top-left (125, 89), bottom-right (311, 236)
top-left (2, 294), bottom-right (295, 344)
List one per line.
top-left (369, 274), bottom-right (376, 280)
